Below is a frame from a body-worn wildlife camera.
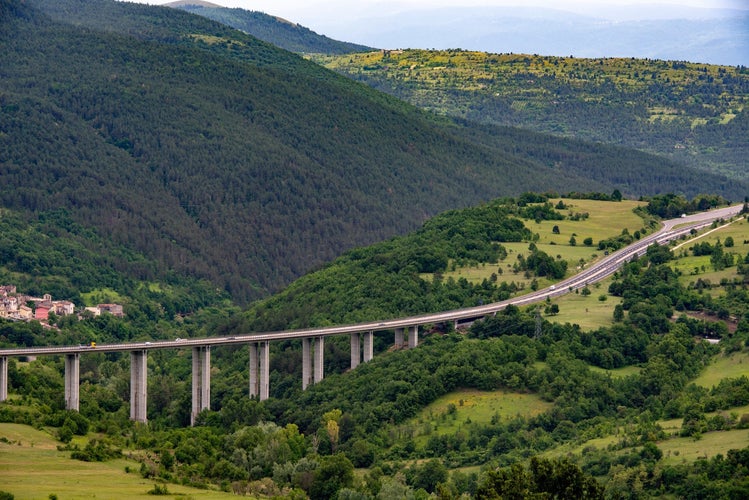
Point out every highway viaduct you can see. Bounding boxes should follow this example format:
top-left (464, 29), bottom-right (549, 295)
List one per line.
top-left (0, 205), bottom-right (742, 425)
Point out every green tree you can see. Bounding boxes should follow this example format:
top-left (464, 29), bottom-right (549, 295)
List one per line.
top-left (411, 459), bottom-right (448, 493)
top-left (309, 453), bottom-right (354, 500)
top-left (613, 304), bottom-right (625, 322)
top-left (477, 457), bottom-right (603, 499)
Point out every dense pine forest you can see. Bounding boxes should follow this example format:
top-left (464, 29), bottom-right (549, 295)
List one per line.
top-left (1, 0), bottom-right (745, 304)
top-left (315, 50), bottom-right (749, 180)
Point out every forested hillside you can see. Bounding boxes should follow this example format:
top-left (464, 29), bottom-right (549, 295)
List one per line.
top-left (1, 0), bottom-right (744, 306)
top-left (315, 50), bottom-right (749, 180)
top-left (170, 2), bottom-right (374, 55)
top-left (4, 194), bottom-right (749, 499)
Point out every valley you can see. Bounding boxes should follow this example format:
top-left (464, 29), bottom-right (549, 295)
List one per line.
top-left (4, 194), bottom-right (749, 498)
top-left (2, 0), bottom-right (749, 498)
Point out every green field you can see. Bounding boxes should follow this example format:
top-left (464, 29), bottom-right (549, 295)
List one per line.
top-left (0, 424), bottom-right (238, 500)
top-left (550, 280), bottom-right (622, 330)
top-left (407, 389), bottom-right (552, 446)
top-left (694, 351), bottom-right (749, 388)
top-left (443, 199), bottom-right (647, 291)
top-left (555, 426), bottom-right (749, 467)
top-left (658, 429), bottom-right (749, 465)
top-left (671, 216), bottom-right (749, 291)
top-left (79, 288), bottom-right (126, 308)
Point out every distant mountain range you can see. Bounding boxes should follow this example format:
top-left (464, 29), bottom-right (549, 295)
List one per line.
top-left (302, 5), bottom-right (749, 66)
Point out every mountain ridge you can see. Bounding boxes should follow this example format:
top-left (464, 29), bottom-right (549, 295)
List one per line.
top-left (315, 49), bottom-right (749, 180)
top-left (2, 0), bottom-right (744, 305)
top-left (168, 2), bottom-right (375, 54)
top-left (309, 5), bottom-right (748, 66)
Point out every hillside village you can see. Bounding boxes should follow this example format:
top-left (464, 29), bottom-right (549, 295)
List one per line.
top-left (0, 285), bottom-right (123, 323)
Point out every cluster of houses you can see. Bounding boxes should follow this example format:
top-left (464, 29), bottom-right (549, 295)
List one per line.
top-left (0, 285), bottom-right (123, 323)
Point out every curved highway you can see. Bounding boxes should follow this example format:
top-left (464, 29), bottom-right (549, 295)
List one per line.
top-left (0, 204), bottom-right (743, 357)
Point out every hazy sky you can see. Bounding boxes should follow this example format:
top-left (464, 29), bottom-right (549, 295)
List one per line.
top-left (124, 0), bottom-right (747, 64)
top-left (132, 0), bottom-right (748, 25)
top-left (137, 0), bottom-right (744, 8)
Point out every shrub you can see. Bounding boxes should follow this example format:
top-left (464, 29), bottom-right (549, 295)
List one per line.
top-left (146, 484), bottom-right (169, 495)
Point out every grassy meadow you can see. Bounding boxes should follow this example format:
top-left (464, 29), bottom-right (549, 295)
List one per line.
top-left (658, 429), bottom-right (749, 466)
top-left (407, 389), bottom-right (553, 447)
top-left (671, 216), bottom-right (749, 292)
top-left (588, 365), bottom-right (641, 379)
top-left (445, 199), bottom-right (647, 288)
top-left (550, 281), bottom-right (622, 330)
top-left (0, 424), bottom-right (238, 500)
top-left (432, 203), bottom-right (749, 467)
top-left (694, 351), bottom-right (749, 388)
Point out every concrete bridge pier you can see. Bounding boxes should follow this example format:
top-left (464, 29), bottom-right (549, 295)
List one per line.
top-left (259, 341), bottom-right (269, 400)
top-left (249, 342), bottom-right (270, 400)
top-left (249, 343), bottom-right (258, 398)
top-left (0, 356), bottom-right (7, 402)
top-left (363, 331), bottom-right (373, 362)
top-left (313, 336), bottom-right (324, 383)
top-left (302, 337), bottom-right (324, 389)
top-left (302, 337), bottom-right (312, 390)
top-left (395, 328), bottom-right (405, 348)
top-left (408, 325), bottom-right (419, 348)
top-left (130, 350), bottom-right (148, 423)
top-left (191, 346), bottom-right (211, 425)
top-left (64, 353), bottom-right (80, 411)
top-left (350, 333), bottom-right (361, 370)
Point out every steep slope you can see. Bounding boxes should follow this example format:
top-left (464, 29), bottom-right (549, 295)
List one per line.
top-left (169, 2), bottom-right (375, 54)
top-left (1, 0), bottom-right (744, 305)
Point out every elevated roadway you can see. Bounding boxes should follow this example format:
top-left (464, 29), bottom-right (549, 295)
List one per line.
top-left (0, 204), bottom-right (743, 421)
